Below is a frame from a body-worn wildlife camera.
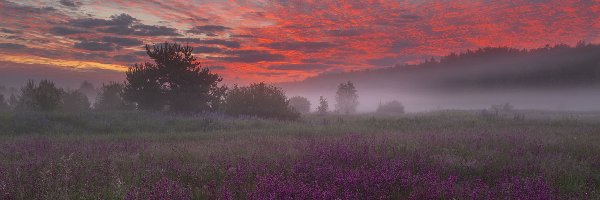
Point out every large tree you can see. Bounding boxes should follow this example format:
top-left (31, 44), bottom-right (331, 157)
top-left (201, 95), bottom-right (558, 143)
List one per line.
top-left (123, 42), bottom-right (225, 112)
top-left (335, 81), bottom-right (359, 114)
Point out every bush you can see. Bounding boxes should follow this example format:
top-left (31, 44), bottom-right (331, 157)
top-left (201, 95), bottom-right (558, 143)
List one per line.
top-left (61, 90), bottom-right (90, 112)
top-left (14, 80), bottom-right (63, 111)
top-left (223, 82), bottom-right (299, 120)
top-left (376, 100), bottom-right (405, 114)
top-left (95, 83), bottom-right (133, 111)
top-left (289, 96), bottom-right (311, 114)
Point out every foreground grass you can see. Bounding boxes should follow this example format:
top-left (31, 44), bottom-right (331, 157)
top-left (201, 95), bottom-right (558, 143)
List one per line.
top-left (0, 111), bottom-right (598, 199)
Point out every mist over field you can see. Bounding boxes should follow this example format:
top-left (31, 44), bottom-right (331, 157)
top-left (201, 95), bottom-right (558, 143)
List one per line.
top-left (280, 44), bottom-right (600, 112)
top-left (1, 0), bottom-right (600, 199)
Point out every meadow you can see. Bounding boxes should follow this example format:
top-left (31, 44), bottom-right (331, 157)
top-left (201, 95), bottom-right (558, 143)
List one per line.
top-left (0, 110), bottom-right (598, 199)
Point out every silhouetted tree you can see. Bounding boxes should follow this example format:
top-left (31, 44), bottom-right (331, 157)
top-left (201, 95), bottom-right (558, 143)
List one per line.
top-left (317, 96), bottom-right (328, 115)
top-left (124, 42), bottom-right (225, 112)
top-left (95, 82), bottom-right (132, 111)
top-left (61, 90), bottom-right (90, 112)
top-left (15, 80), bottom-right (63, 111)
top-left (289, 96), bottom-right (311, 114)
top-left (376, 100), bottom-right (405, 114)
top-left (223, 82), bottom-right (299, 120)
top-left (335, 81), bottom-right (358, 114)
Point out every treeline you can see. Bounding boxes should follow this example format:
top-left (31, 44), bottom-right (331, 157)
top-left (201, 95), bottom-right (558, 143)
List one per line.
top-left (281, 41), bottom-right (600, 92)
top-left (0, 43), bottom-right (406, 120)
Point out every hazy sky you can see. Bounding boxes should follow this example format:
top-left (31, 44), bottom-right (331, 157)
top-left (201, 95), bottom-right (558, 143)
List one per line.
top-left (0, 0), bottom-right (598, 86)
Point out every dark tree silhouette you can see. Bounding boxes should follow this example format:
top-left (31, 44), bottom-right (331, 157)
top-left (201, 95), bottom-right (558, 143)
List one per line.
top-left (124, 42), bottom-right (225, 112)
top-left (95, 82), bottom-right (132, 111)
top-left (61, 90), bottom-right (90, 112)
top-left (223, 82), bottom-right (299, 120)
top-left (317, 96), bottom-right (328, 115)
top-left (335, 81), bottom-right (358, 114)
top-left (15, 80), bottom-right (63, 111)
top-left (289, 96), bottom-right (311, 114)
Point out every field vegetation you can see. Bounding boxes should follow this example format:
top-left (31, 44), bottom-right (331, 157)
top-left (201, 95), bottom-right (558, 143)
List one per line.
top-left (0, 110), bottom-right (598, 199)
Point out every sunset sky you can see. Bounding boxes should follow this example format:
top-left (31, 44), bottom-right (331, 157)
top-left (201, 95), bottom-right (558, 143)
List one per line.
top-left (0, 0), bottom-right (599, 86)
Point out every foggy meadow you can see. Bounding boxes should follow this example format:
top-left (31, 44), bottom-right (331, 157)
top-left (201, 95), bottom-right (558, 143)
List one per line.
top-left (1, 0), bottom-right (599, 199)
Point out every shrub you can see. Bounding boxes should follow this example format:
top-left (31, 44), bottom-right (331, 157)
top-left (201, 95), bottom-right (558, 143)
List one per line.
top-left (289, 96), bottom-right (311, 114)
top-left (376, 100), bottom-right (405, 114)
top-left (61, 90), bottom-right (90, 112)
top-left (95, 82), bottom-right (133, 111)
top-left (223, 82), bottom-right (299, 120)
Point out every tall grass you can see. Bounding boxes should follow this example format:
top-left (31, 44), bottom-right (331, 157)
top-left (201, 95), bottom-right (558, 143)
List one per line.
top-left (0, 110), bottom-right (598, 199)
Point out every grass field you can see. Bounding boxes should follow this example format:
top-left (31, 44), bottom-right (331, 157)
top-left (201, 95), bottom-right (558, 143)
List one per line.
top-left (0, 110), bottom-right (599, 199)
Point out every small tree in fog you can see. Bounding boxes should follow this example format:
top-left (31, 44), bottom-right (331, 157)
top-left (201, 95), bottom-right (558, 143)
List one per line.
top-left (289, 96), bottom-right (311, 114)
top-left (376, 100), bottom-right (405, 114)
top-left (223, 82), bottom-right (299, 120)
top-left (335, 81), bottom-right (358, 114)
top-left (15, 80), bottom-right (63, 111)
top-left (0, 94), bottom-right (8, 111)
top-left (124, 42), bottom-right (225, 112)
top-left (95, 82), bottom-right (132, 111)
top-left (78, 81), bottom-right (97, 100)
top-left (61, 90), bottom-right (90, 112)
top-left (317, 96), bottom-right (328, 115)
top-left (8, 94), bottom-right (18, 110)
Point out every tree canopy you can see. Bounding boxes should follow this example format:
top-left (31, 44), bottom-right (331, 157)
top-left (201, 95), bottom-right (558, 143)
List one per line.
top-left (124, 42), bottom-right (225, 112)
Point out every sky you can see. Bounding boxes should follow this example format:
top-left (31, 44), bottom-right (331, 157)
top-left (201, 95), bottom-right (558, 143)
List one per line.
top-left (0, 0), bottom-right (599, 87)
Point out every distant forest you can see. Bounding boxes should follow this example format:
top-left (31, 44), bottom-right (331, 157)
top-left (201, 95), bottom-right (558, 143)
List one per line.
top-left (280, 42), bottom-right (600, 92)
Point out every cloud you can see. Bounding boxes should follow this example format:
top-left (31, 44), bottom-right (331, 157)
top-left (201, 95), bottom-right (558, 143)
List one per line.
top-left (193, 46), bottom-right (223, 54)
top-left (101, 36), bottom-right (143, 47)
top-left (255, 71), bottom-right (287, 76)
top-left (216, 50), bottom-right (285, 63)
top-left (59, 0), bottom-right (82, 8)
top-left (74, 41), bottom-right (114, 51)
top-left (326, 29), bottom-right (363, 37)
top-left (0, 43), bottom-right (26, 49)
top-left (69, 13), bottom-right (137, 28)
top-left (366, 57), bottom-right (403, 67)
top-left (0, 28), bottom-right (22, 34)
top-left (49, 27), bottom-right (89, 35)
top-left (72, 52), bottom-right (110, 60)
top-left (231, 34), bottom-right (256, 38)
top-left (68, 13), bottom-right (180, 36)
top-left (263, 41), bottom-right (336, 52)
top-left (173, 38), bottom-right (241, 48)
top-left (113, 54), bottom-right (140, 63)
top-left (207, 66), bottom-right (226, 70)
top-left (267, 63), bottom-right (332, 71)
top-left (187, 25), bottom-right (231, 35)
